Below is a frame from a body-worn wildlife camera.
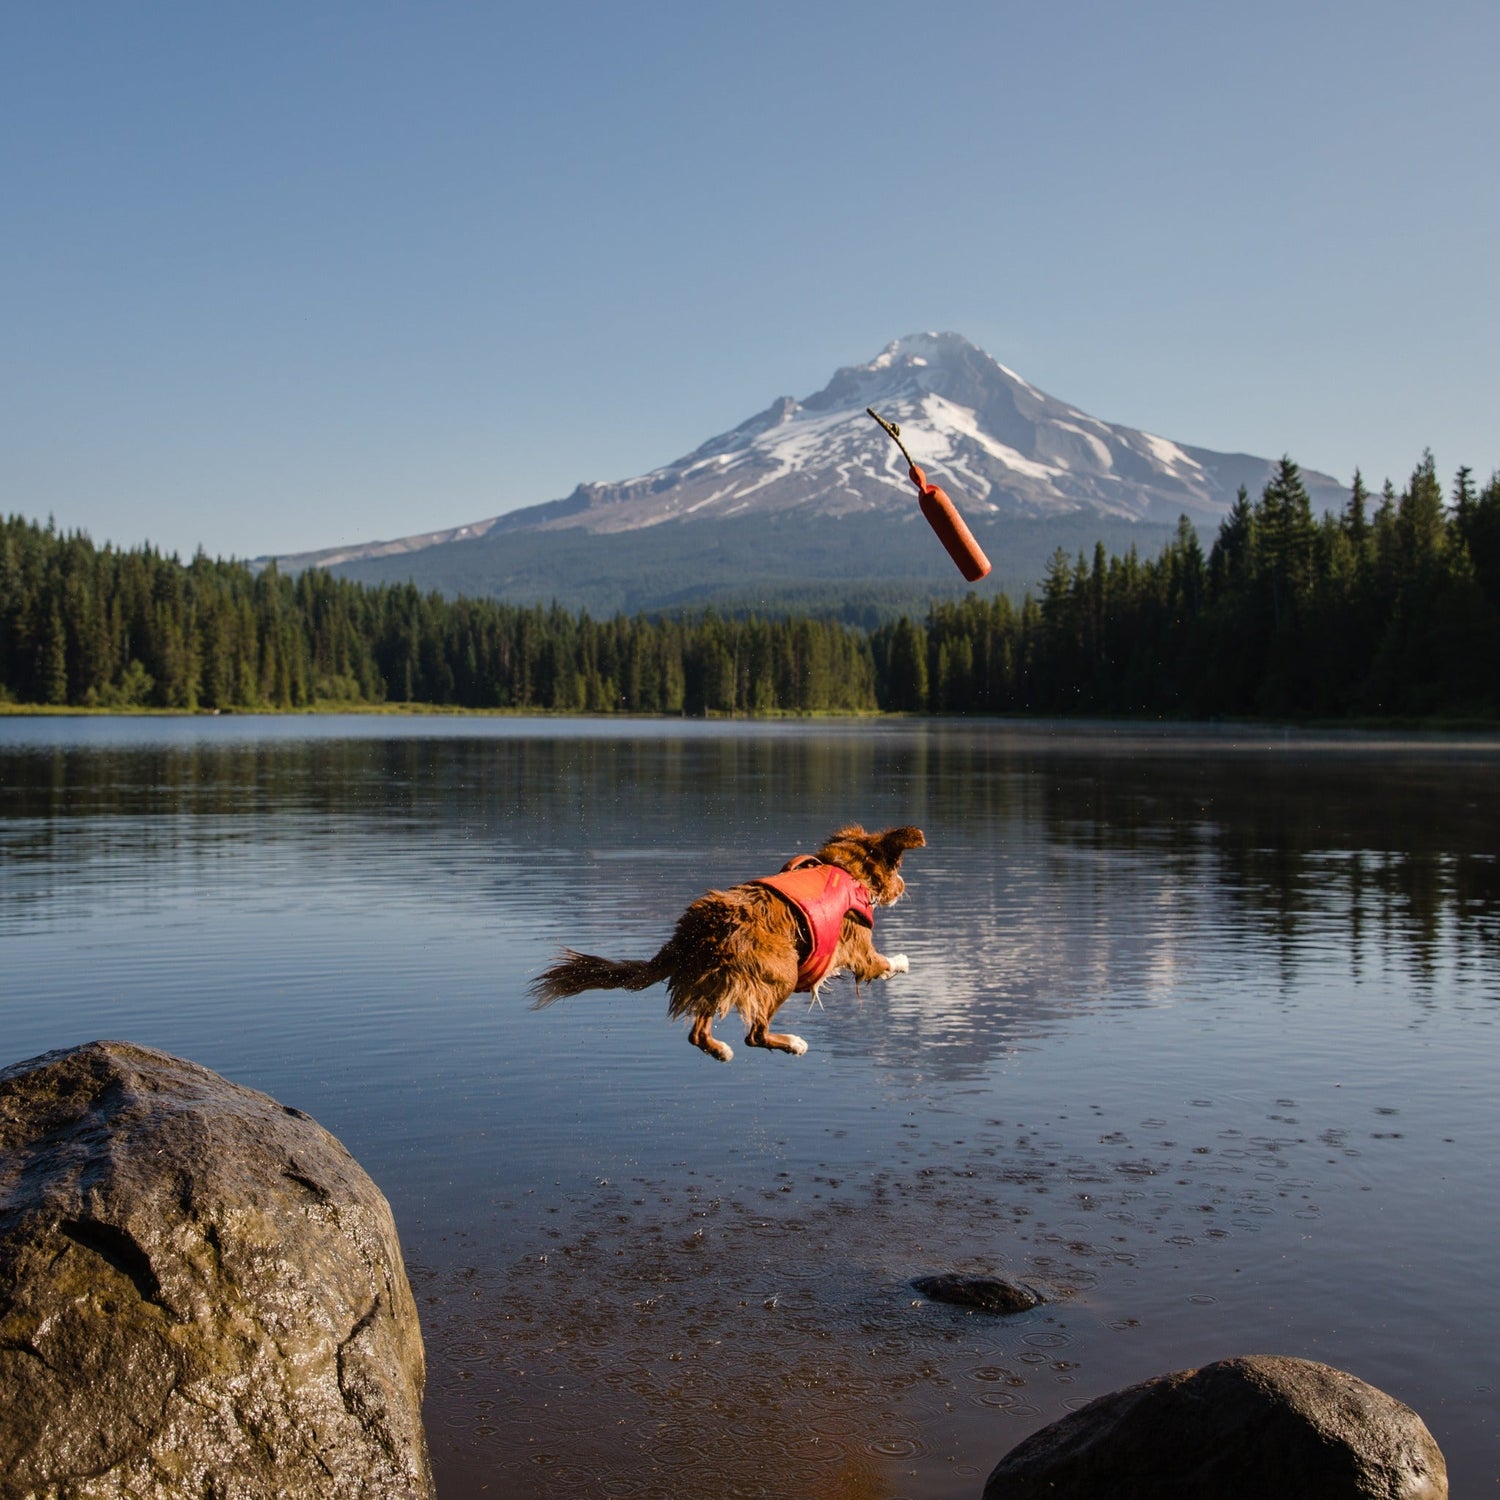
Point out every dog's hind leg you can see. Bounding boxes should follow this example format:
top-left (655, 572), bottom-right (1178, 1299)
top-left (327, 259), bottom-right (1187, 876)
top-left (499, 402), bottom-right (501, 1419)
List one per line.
top-left (744, 992), bottom-right (808, 1056)
top-left (744, 1020), bottom-right (808, 1056)
top-left (689, 1014), bottom-right (734, 1063)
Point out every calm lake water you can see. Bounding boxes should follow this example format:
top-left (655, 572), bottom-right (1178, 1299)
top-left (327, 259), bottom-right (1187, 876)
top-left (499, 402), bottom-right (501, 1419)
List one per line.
top-left (2, 714), bottom-right (1497, 1496)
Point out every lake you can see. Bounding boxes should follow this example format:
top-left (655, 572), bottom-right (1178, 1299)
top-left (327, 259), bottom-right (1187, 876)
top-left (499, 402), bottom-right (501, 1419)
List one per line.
top-left (1, 714), bottom-right (1496, 1496)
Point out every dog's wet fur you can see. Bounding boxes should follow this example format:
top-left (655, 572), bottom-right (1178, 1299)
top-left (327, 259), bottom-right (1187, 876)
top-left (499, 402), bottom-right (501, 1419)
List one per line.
top-left (531, 825), bottom-right (924, 1062)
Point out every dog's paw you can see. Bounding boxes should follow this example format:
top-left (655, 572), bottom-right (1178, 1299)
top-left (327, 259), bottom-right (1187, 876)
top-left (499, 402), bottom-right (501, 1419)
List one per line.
top-left (885, 953), bottom-right (910, 976)
top-left (785, 1035), bottom-right (808, 1056)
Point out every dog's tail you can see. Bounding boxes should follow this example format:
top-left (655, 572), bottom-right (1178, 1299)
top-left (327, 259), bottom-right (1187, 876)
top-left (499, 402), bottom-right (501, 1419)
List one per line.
top-left (529, 949), bottom-right (669, 1008)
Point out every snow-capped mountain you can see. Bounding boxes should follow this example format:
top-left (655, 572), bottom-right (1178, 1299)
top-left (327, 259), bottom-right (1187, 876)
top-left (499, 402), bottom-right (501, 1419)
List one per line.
top-left (269, 334), bottom-right (1348, 610)
top-left (512, 330), bottom-right (1336, 533)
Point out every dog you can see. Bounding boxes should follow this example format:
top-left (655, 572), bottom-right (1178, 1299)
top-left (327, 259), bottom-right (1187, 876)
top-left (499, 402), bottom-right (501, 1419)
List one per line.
top-left (531, 824), bottom-right (925, 1062)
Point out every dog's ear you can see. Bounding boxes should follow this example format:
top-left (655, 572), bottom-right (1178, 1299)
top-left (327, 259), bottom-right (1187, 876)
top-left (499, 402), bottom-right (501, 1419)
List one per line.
top-left (876, 826), bottom-right (926, 864)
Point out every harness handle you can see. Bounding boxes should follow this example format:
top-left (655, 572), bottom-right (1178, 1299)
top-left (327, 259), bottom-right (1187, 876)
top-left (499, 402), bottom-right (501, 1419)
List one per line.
top-left (781, 854), bottom-right (823, 872)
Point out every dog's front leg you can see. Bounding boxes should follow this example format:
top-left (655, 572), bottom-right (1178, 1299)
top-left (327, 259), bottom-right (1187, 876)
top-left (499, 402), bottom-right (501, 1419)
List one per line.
top-left (837, 924), bottom-right (910, 983)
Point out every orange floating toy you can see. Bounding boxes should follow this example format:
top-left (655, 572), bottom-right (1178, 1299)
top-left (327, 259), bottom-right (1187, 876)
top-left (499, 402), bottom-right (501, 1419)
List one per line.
top-left (867, 408), bottom-right (991, 582)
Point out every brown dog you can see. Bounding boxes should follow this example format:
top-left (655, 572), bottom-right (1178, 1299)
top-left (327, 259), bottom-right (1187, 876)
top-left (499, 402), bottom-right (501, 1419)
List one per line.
top-left (531, 825), bottom-right (924, 1062)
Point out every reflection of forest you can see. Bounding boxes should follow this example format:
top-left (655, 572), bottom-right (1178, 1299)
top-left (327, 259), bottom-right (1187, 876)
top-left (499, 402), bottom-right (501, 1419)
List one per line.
top-left (844, 733), bottom-right (1498, 1081)
top-left (3, 728), bottom-right (1495, 1047)
top-left (1031, 746), bottom-right (1499, 977)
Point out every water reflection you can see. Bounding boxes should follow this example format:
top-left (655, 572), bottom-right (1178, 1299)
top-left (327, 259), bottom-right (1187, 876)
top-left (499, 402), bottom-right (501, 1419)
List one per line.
top-left (3, 723), bottom-right (1496, 1011)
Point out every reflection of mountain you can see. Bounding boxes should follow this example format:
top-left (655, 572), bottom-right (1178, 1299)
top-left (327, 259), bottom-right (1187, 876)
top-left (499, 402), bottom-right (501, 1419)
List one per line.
top-left (3, 724), bottom-right (1494, 1085)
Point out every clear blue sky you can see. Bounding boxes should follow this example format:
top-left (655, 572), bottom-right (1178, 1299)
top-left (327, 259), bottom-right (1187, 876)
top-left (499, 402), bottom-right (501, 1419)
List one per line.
top-left (3, 1), bottom-right (1495, 561)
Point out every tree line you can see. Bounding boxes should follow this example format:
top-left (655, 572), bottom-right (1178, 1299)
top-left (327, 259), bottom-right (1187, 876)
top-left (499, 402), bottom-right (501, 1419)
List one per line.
top-left (3, 452), bottom-right (1497, 720)
top-left (0, 521), bottom-right (876, 714)
top-left (870, 453), bottom-right (1499, 719)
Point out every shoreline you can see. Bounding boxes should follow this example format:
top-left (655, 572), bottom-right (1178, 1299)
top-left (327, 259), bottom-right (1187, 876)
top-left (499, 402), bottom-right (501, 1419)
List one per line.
top-left (3, 701), bottom-right (1499, 733)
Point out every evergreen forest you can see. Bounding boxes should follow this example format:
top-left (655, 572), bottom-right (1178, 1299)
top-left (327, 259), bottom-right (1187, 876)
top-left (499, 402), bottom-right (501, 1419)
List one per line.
top-left (3, 454), bottom-right (1497, 721)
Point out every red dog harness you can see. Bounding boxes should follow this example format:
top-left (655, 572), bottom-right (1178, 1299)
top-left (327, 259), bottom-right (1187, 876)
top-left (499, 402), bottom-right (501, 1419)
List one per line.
top-left (751, 855), bottom-right (874, 993)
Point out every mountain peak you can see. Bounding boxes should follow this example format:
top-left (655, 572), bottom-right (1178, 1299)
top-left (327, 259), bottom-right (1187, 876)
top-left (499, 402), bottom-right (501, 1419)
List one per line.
top-left (870, 330), bottom-right (977, 368)
top-left (269, 334), bottom-right (1349, 590)
top-left (802, 331), bottom-right (1041, 421)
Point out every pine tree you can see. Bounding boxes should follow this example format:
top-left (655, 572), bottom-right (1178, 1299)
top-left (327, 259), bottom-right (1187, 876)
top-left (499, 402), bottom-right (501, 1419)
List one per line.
top-left (42, 600), bottom-right (69, 705)
top-left (1397, 450), bottom-right (1446, 566)
top-left (882, 617), bottom-right (929, 712)
top-left (1452, 466), bottom-right (1477, 533)
top-left (1346, 470), bottom-right (1371, 550)
top-left (1258, 457), bottom-right (1317, 630)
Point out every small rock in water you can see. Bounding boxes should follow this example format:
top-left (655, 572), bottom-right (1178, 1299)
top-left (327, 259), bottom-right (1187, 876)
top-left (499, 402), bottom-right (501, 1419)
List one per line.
top-left (911, 1273), bottom-right (1042, 1314)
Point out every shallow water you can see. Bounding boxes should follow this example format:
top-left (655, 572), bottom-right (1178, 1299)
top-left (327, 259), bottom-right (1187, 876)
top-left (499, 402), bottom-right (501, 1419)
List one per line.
top-left (2, 715), bottom-right (1497, 1495)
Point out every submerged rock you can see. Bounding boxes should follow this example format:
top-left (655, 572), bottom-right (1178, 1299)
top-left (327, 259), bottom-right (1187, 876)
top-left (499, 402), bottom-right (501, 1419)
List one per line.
top-left (911, 1273), bottom-right (1042, 1314)
top-left (0, 1040), bottom-right (433, 1499)
top-left (983, 1354), bottom-right (1447, 1499)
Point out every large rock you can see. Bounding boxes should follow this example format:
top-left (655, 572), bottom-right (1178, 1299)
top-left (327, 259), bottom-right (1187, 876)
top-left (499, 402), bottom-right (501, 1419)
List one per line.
top-left (984, 1355), bottom-right (1446, 1500)
top-left (0, 1041), bottom-right (433, 1499)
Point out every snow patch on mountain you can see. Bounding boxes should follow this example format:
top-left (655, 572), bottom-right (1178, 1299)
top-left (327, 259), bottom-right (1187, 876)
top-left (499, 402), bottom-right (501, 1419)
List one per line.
top-left (1055, 422), bottom-right (1114, 469)
top-left (920, 393), bottom-right (1066, 482)
top-left (1141, 432), bottom-right (1203, 475)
